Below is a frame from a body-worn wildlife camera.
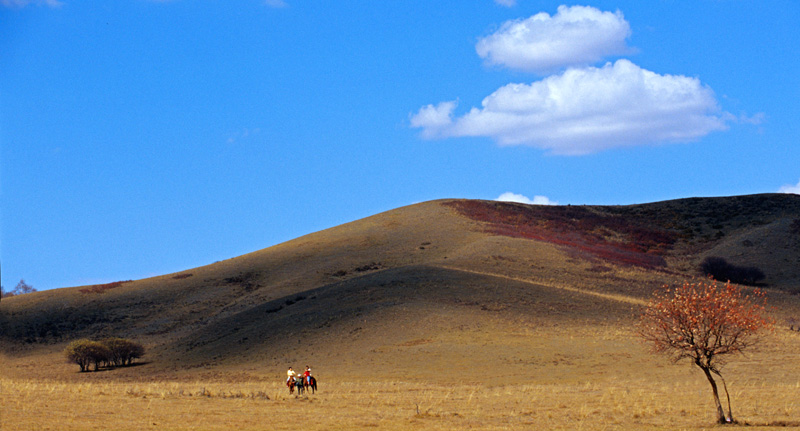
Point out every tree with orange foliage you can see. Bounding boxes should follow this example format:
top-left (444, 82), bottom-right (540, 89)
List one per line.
top-left (639, 279), bottom-right (773, 424)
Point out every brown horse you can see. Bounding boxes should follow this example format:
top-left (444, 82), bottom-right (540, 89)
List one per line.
top-left (288, 376), bottom-right (304, 395)
top-left (303, 376), bottom-right (317, 394)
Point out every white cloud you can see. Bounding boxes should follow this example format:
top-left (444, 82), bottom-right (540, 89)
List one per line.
top-left (779, 179), bottom-right (800, 194)
top-left (497, 192), bottom-right (557, 205)
top-left (1, 0), bottom-right (62, 7)
top-left (411, 59), bottom-right (728, 155)
top-left (226, 127), bottom-right (262, 145)
top-left (494, 0), bottom-right (516, 7)
top-left (476, 5), bottom-right (631, 73)
top-left (733, 112), bottom-right (765, 125)
top-left (408, 100), bottom-right (458, 139)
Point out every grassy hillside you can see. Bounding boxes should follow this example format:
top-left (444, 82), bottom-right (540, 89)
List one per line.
top-left (3, 194), bottom-right (800, 429)
top-left (2, 194), bottom-right (799, 381)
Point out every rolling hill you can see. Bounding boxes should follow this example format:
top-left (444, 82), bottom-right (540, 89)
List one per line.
top-left (2, 194), bottom-right (799, 382)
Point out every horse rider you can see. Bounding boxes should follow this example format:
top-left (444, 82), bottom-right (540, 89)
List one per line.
top-left (287, 367), bottom-right (296, 386)
top-left (303, 365), bottom-right (312, 385)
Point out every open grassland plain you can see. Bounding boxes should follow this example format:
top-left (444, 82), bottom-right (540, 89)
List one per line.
top-left (3, 196), bottom-right (800, 430)
top-left (4, 327), bottom-right (800, 430)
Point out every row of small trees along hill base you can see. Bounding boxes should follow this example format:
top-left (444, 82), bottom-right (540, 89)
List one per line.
top-left (64, 338), bottom-right (145, 372)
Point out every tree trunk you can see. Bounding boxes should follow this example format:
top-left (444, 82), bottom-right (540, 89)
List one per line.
top-left (701, 366), bottom-right (728, 424)
top-left (713, 369), bottom-right (735, 424)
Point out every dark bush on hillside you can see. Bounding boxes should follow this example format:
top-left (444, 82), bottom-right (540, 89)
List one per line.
top-left (64, 338), bottom-right (145, 372)
top-left (791, 218), bottom-right (800, 235)
top-left (701, 257), bottom-right (765, 286)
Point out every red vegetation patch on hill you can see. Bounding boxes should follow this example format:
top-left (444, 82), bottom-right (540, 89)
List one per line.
top-left (445, 200), bottom-right (677, 269)
top-left (79, 280), bottom-right (132, 294)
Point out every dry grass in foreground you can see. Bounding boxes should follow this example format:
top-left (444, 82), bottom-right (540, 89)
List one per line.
top-left (4, 325), bottom-right (800, 430)
top-left (3, 373), bottom-right (800, 431)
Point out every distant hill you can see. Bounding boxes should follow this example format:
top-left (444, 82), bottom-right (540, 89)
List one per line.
top-left (2, 194), bottom-right (798, 379)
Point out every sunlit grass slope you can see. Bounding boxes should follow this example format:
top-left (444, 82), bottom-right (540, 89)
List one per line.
top-left (2, 194), bottom-right (799, 382)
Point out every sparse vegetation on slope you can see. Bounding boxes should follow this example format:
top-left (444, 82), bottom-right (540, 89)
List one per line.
top-left (444, 200), bottom-right (676, 268)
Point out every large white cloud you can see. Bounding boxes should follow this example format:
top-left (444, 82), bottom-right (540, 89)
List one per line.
top-left (411, 59), bottom-right (728, 155)
top-left (779, 179), bottom-right (800, 194)
top-left (497, 192), bottom-right (557, 205)
top-left (476, 5), bottom-right (631, 73)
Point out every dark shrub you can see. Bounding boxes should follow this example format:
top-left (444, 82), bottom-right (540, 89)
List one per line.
top-left (791, 219), bottom-right (800, 235)
top-left (701, 257), bottom-right (765, 286)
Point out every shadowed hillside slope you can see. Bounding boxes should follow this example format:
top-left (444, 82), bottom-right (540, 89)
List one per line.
top-left (2, 194), bottom-right (799, 381)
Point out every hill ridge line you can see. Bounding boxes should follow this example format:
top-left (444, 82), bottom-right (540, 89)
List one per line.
top-left (435, 264), bottom-right (647, 306)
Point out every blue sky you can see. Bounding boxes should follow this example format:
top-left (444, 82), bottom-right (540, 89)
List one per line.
top-left (2, 0), bottom-right (799, 291)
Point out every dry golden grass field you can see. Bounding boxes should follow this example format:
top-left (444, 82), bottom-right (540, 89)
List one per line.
top-left (4, 327), bottom-right (800, 430)
top-left (3, 195), bottom-right (800, 430)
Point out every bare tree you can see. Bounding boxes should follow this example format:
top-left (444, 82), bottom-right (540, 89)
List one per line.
top-left (638, 280), bottom-right (773, 424)
top-left (13, 279), bottom-right (36, 295)
top-left (1, 280), bottom-right (37, 301)
top-left (3, 280), bottom-right (36, 297)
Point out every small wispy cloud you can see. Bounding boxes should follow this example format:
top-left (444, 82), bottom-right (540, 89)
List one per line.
top-left (226, 127), bottom-right (262, 145)
top-left (497, 192), bottom-right (557, 205)
top-left (264, 0), bottom-right (287, 8)
top-left (476, 5), bottom-right (632, 74)
top-left (779, 179), bottom-right (800, 195)
top-left (493, 0), bottom-right (516, 7)
top-left (730, 112), bottom-right (765, 125)
top-left (1, 0), bottom-right (63, 8)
